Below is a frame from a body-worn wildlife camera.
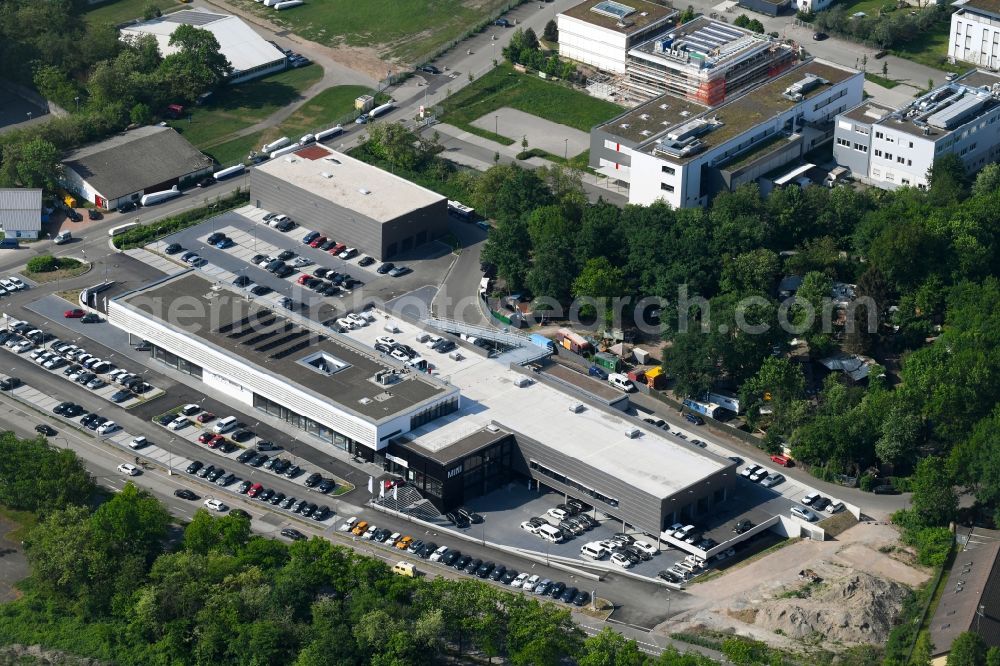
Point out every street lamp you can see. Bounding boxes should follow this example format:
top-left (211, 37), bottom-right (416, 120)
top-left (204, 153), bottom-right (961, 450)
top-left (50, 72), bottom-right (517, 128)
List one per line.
top-left (26, 112), bottom-right (32, 122)
top-left (564, 138), bottom-right (568, 161)
top-left (74, 96), bottom-right (80, 112)
top-left (494, 115), bottom-right (498, 136)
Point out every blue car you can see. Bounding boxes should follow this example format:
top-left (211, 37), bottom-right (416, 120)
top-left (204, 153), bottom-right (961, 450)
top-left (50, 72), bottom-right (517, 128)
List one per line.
top-left (684, 412), bottom-right (705, 426)
top-left (215, 238), bottom-right (234, 249)
top-left (588, 365), bottom-right (608, 380)
top-left (302, 231), bottom-right (320, 245)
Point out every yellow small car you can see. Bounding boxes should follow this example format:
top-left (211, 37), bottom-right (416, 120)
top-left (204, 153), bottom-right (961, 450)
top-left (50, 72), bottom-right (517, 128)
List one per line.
top-left (395, 535), bottom-right (413, 550)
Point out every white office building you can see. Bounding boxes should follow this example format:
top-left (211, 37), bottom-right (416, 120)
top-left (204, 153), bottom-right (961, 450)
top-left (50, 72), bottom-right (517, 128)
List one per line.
top-left (589, 59), bottom-right (864, 207)
top-left (950, 0), bottom-right (1000, 71)
top-left (833, 69), bottom-right (1000, 190)
top-left (557, 0), bottom-right (678, 74)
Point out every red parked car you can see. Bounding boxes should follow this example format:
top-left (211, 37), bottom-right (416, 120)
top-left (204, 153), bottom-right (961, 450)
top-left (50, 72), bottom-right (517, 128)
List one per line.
top-left (197, 412), bottom-right (216, 423)
top-left (330, 242), bottom-right (346, 255)
top-left (64, 309), bottom-right (85, 318)
top-left (296, 274), bottom-right (311, 285)
top-left (197, 432), bottom-right (215, 444)
top-left (247, 482), bottom-right (263, 498)
top-left (770, 454), bottom-right (794, 467)
top-left (309, 236), bottom-right (327, 248)
top-left (206, 435), bottom-right (225, 449)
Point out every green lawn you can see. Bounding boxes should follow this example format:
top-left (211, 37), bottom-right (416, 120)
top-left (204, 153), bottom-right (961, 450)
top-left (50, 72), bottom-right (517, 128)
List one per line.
top-left (84, 0), bottom-right (185, 26)
top-left (168, 64), bottom-right (323, 149)
top-left (202, 133), bottom-right (262, 169)
top-left (864, 72), bottom-right (900, 89)
top-left (439, 64), bottom-right (623, 144)
top-left (891, 26), bottom-right (966, 74)
top-left (223, 0), bottom-right (514, 63)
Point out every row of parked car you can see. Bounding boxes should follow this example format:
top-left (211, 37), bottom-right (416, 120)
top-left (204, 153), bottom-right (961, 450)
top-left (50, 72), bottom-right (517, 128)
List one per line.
top-left (342, 516), bottom-right (592, 605)
top-left (0, 275), bottom-right (28, 296)
top-left (52, 400), bottom-right (121, 434)
top-left (578, 531), bottom-right (660, 569)
top-left (182, 458), bottom-right (333, 521)
top-left (740, 463), bottom-right (786, 489)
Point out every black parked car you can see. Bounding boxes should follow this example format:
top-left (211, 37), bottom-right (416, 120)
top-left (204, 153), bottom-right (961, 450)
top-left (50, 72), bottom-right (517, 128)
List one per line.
top-left (453, 555), bottom-right (471, 571)
top-left (458, 508), bottom-right (483, 524)
top-left (304, 472), bottom-right (322, 487)
top-left (376, 262), bottom-right (394, 274)
top-left (489, 565), bottom-right (507, 582)
top-left (256, 440), bottom-right (280, 451)
top-left (231, 429), bottom-right (254, 443)
top-left (164, 243), bottom-right (183, 255)
top-left (0, 377), bottom-right (21, 391)
top-left (560, 586), bottom-right (578, 603)
top-left (237, 449), bottom-right (257, 464)
top-left (233, 275), bottom-right (252, 287)
top-left (316, 479), bottom-right (336, 494)
top-left (281, 528), bottom-right (306, 541)
top-left (476, 561), bottom-right (495, 578)
top-left (186, 461), bottom-right (203, 474)
top-left (237, 480), bottom-right (252, 494)
top-left (269, 492), bottom-right (286, 506)
top-left (249, 454), bottom-right (268, 467)
top-left (501, 569), bottom-right (519, 585)
top-left (441, 550), bottom-right (460, 566)
top-left (117, 201), bottom-right (138, 214)
top-left (464, 558), bottom-right (483, 575)
top-left (250, 285), bottom-right (272, 296)
top-left (312, 506), bottom-right (331, 522)
top-left (550, 581), bottom-right (566, 598)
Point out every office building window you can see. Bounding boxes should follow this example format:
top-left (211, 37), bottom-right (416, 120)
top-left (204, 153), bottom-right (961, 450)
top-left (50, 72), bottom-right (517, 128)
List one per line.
top-left (529, 460), bottom-right (620, 508)
top-left (875, 131), bottom-right (884, 139)
top-left (410, 397), bottom-right (458, 429)
top-left (854, 143), bottom-right (868, 152)
top-left (837, 137), bottom-right (851, 147)
top-left (897, 156), bottom-right (905, 164)
top-left (874, 149), bottom-right (883, 157)
top-left (661, 165), bottom-right (675, 175)
top-left (660, 183), bottom-right (675, 192)
top-left (252, 393), bottom-right (359, 452)
top-left (151, 346), bottom-right (202, 379)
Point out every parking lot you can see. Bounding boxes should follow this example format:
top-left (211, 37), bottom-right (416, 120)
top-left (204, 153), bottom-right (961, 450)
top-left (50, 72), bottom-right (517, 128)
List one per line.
top-left (147, 207), bottom-right (456, 320)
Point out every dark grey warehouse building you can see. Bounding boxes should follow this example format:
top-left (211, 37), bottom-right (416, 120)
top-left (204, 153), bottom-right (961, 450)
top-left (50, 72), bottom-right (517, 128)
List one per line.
top-left (250, 144), bottom-right (449, 260)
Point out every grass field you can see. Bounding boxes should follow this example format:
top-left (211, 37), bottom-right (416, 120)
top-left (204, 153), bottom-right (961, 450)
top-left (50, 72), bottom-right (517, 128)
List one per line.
top-left (201, 85), bottom-right (385, 166)
top-left (891, 26), bottom-right (965, 73)
top-left (439, 64), bottom-right (623, 143)
top-left (84, 0), bottom-right (185, 26)
top-left (168, 64), bottom-right (323, 149)
top-left (225, 0), bottom-right (517, 63)
top-left (864, 72), bottom-right (900, 89)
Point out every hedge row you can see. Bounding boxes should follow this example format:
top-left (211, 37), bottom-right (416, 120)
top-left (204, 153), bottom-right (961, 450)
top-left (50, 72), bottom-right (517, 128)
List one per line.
top-left (115, 189), bottom-right (249, 250)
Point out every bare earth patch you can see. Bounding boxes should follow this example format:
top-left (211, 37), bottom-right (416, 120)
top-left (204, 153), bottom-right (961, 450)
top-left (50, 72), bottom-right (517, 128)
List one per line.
top-left (662, 522), bottom-right (932, 654)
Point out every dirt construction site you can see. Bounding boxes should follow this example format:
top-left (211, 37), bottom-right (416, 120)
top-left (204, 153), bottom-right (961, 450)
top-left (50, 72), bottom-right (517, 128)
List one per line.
top-left (662, 521), bottom-right (931, 654)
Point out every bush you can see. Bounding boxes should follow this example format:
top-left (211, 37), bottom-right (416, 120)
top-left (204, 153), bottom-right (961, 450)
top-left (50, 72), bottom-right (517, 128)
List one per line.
top-left (908, 527), bottom-right (953, 566)
top-left (26, 255), bottom-right (58, 273)
top-left (860, 473), bottom-right (874, 491)
top-left (516, 148), bottom-right (546, 160)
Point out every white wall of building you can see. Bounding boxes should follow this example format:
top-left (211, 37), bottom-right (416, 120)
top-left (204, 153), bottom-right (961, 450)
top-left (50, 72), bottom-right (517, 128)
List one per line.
top-left (557, 16), bottom-right (630, 72)
top-left (626, 71), bottom-right (863, 206)
top-left (950, 9), bottom-right (1000, 71)
top-left (796, 0), bottom-right (835, 13)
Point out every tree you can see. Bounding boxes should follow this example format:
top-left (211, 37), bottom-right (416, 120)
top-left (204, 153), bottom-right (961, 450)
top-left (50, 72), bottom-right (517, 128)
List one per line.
top-left (573, 257), bottom-right (626, 325)
top-left (927, 153), bottom-right (969, 205)
top-left (0, 433), bottom-right (95, 511)
top-left (747, 18), bottom-right (765, 33)
top-left (0, 137), bottom-right (61, 190)
top-left (480, 216), bottom-right (531, 292)
top-left (543, 19), bottom-right (558, 43)
top-left (948, 631), bottom-right (987, 666)
top-left (159, 24), bottom-right (231, 101)
top-left (911, 456), bottom-right (958, 527)
top-left (579, 627), bottom-right (644, 666)
top-left (23, 505), bottom-right (99, 600)
top-left (875, 405), bottom-right (920, 467)
top-left (526, 206), bottom-right (578, 302)
top-left (911, 632), bottom-right (933, 666)
top-left (951, 406), bottom-right (1000, 526)
top-left (130, 102), bottom-right (152, 126)
top-left (719, 248), bottom-right (780, 296)
top-left (972, 162), bottom-right (1000, 198)
top-left (678, 6), bottom-right (696, 23)
top-left (522, 28), bottom-right (540, 52)
top-left (90, 482), bottom-right (171, 563)
top-left (741, 357), bottom-right (805, 426)
top-left (142, 1), bottom-right (161, 20)
top-left (733, 14), bottom-right (751, 28)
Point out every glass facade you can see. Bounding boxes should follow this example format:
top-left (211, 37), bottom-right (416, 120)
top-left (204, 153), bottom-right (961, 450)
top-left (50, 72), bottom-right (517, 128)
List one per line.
top-left (410, 396), bottom-right (459, 429)
top-left (252, 393), bottom-right (358, 452)
top-left (529, 459), bottom-right (620, 508)
top-left (152, 345), bottom-right (202, 379)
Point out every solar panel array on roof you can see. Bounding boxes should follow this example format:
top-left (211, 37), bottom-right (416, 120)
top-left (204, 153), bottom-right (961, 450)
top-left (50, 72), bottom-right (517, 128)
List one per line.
top-left (160, 10), bottom-right (226, 25)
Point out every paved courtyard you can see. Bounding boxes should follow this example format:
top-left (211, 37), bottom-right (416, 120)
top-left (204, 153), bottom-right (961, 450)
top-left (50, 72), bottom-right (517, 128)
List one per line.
top-left (472, 107), bottom-right (591, 158)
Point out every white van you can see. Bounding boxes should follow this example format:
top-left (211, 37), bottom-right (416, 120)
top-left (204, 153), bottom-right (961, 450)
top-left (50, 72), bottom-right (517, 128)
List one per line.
top-left (537, 524), bottom-right (564, 543)
top-left (608, 373), bottom-right (635, 392)
top-left (54, 231), bottom-right (72, 245)
top-left (213, 415), bottom-right (238, 434)
top-left (580, 542), bottom-right (609, 560)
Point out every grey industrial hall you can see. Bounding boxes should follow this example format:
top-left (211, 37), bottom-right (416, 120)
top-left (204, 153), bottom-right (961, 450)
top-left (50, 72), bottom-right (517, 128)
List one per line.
top-left (249, 144), bottom-right (449, 261)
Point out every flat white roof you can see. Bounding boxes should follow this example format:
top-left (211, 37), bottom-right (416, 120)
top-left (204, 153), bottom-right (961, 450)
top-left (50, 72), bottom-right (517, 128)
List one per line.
top-left (254, 145), bottom-right (446, 223)
top-left (120, 9), bottom-right (285, 75)
top-left (344, 315), bottom-right (727, 498)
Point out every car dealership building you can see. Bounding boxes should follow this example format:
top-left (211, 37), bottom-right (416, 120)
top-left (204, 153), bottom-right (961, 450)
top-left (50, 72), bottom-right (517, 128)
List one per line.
top-left (109, 271), bottom-right (736, 536)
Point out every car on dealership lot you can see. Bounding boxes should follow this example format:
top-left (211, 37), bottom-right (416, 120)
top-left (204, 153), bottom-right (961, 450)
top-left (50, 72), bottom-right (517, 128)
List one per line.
top-left (749, 467), bottom-right (770, 482)
top-left (761, 473), bottom-right (785, 488)
top-left (791, 506), bottom-right (819, 522)
top-left (96, 420), bottom-right (120, 435)
top-left (811, 496), bottom-right (831, 511)
top-left (827, 500), bottom-right (845, 513)
top-left (164, 243), bottom-right (183, 255)
top-left (168, 416), bottom-right (190, 430)
top-left (633, 540), bottom-right (658, 556)
top-left (733, 519), bottom-right (753, 534)
top-left (128, 436), bottom-right (149, 450)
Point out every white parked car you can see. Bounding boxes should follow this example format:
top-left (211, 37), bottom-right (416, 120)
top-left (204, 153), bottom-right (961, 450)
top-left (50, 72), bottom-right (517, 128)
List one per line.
top-left (96, 421), bottom-right (120, 435)
top-left (387, 531), bottom-right (401, 546)
top-left (336, 318), bottom-right (356, 330)
top-left (610, 552), bottom-right (634, 569)
top-left (339, 516), bottom-right (358, 532)
top-left (117, 463), bottom-right (140, 476)
top-left (168, 416), bottom-right (190, 430)
top-left (523, 574), bottom-right (540, 590)
top-left (749, 467), bottom-right (770, 482)
top-left (390, 349), bottom-right (409, 362)
top-left (510, 572), bottom-right (530, 589)
top-left (826, 500), bottom-right (845, 514)
top-left (128, 436), bottom-right (148, 450)
top-left (7, 277), bottom-right (25, 290)
top-left (673, 524), bottom-right (696, 540)
top-left (346, 313), bottom-right (367, 327)
top-left (429, 545), bottom-right (449, 562)
top-left (633, 540), bottom-right (658, 555)
top-left (802, 492), bottom-right (820, 506)
top-left (547, 507), bottom-right (569, 521)
top-left (204, 498), bottom-right (228, 512)
top-left (291, 257), bottom-right (312, 268)
top-left (376, 336), bottom-right (396, 347)
top-left (519, 520), bottom-right (540, 534)
top-left (363, 525), bottom-right (378, 540)
top-left (13, 340), bottom-right (33, 353)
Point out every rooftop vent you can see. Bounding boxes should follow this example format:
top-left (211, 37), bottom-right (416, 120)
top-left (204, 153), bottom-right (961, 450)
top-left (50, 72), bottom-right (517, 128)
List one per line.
top-left (374, 369), bottom-right (399, 386)
top-left (486, 424), bottom-right (500, 433)
top-left (358, 397), bottom-right (373, 405)
top-left (374, 391), bottom-right (393, 402)
top-left (358, 188), bottom-right (371, 195)
top-left (321, 171), bottom-right (333, 178)
top-left (659, 103), bottom-right (669, 110)
top-left (639, 113), bottom-right (650, 120)
top-left (569, 402), bottom-right (585, 413)
top-left (514, 376), bottom-right (533, 387)
top-left (625, 426), bottom-right (641, 438)
top-left (285, 156), bottom-right (297, 163)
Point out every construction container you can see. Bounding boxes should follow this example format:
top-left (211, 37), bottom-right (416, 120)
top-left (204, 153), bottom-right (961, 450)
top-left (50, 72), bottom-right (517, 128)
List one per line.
top-left (645, 366), bottom-right (666, 389)
top-left (593, 351), bottom-right (619, 372)
top-left (556, 328), bottom-right (590, 353)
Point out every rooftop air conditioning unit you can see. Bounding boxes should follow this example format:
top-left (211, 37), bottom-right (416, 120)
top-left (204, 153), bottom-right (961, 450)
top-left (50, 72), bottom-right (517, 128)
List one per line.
top-left (569, 402), bottom-right (585, 413)
top-left (486, 424), bottom-right (500, 433)
top-left (625, 426), bottom-right (641, 439)
top-left (514, 376), bottom-right (533, 388)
